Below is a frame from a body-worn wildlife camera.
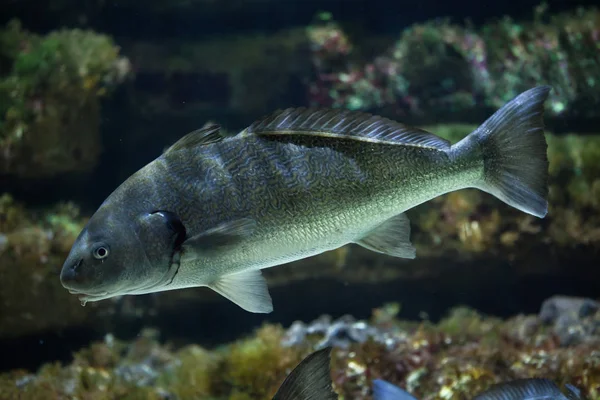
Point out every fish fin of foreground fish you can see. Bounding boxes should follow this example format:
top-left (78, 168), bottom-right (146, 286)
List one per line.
top-left (355, 213), bottom-right (415, 258)
top-left (454, 85), bottom-right (551, 218)
top-left (272, 347), bottom-right (338, 400)
top-left (208, 269), bottom-right (273, 313)
top-left (372, 379), bottom-right (418, 400)
top-left (564, 384), bottom-right (584, 400)
top-left (473, 378), bottom-right (583, 400)
top-left (164, 124), bottom-right (223, 154)
top-left (246, 107), bottom-right (452, 150)
top-left (182, 218), bottom-right (257, 256)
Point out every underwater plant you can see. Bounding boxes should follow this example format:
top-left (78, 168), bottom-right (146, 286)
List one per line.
top-left (0, 19), bottom-right (131, 178)
top-left (1, 300), bottom-right (598, 399)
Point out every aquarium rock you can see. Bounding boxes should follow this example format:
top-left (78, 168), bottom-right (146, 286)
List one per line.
top-left (539, 295), bottom-right (600, 346)
top-left (282, 314), bottom-right (398, 350)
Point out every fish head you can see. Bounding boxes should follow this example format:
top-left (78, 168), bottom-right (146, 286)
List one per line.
top-left (60, 205), bottom-right (186, 303)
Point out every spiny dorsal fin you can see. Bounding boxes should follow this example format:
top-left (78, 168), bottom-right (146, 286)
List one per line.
top-left (272, 347), bottom-right (338, 400)
top-left (246, 108), bottom-right (450, 151)
top-left (164, 124), bottom-right (223, 154)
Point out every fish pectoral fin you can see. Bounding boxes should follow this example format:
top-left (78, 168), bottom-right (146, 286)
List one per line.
top-left (208, 270), bottom-right (273, 313)
top-left (182, 218), bottom-right (257, 258)
top-left (273, 347), bottom-right (338, 400)
top-left (355, 213), bottom-right (416, 259)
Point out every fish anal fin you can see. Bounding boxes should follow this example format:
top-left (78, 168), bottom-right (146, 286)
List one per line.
top-left (246, 108), bottom-right (450, 151)
top-left (165, 124), bottom-right (223, 154)
top-left (355, 213), bottom-right (416, 259)
top-left (208, 270), bottom-right (273, 313)
top-left (273, 347), bottom-right (337, 400)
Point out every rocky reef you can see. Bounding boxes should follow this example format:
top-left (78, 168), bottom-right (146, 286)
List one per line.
top-left (0, 19), bottom-right (130, 178)
top-left (0, 298), bottom-right (598, 399)
top-left (307, 5), bottom-right (600, 122)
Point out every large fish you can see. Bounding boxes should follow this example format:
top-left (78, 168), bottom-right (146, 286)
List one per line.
top-left (60, 86), bottom-right (551, 312)
top-left (372, 378), bottom-right (585, 400)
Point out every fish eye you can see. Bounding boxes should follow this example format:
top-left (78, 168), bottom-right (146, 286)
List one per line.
top-left (93, 245), bottom-right (110, 260)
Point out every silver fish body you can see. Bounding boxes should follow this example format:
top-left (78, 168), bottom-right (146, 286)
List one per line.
top-left (60, 86), bottom-right (551, 312)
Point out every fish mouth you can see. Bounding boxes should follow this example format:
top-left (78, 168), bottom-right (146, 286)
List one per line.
top-left (67, 289), bottom-right (112, 304)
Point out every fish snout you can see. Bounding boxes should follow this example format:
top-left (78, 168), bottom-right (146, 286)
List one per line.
top-left (60, 258), bottom-right (84, 288)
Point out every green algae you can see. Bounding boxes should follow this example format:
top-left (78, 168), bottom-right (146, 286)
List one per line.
top-left (0, 19), bottom-right (131, 178)
top-left (307, 5), bottom-right (600, 120)
top-left (2, 304), bottom-right (598, 400)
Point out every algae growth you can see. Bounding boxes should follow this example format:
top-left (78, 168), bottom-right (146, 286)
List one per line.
top-left (0, 19), bottom-right (131, 178)
top-left (307, 5), bottom-right (600, 119)
top-left (0, 300), bottom-right (598, 399)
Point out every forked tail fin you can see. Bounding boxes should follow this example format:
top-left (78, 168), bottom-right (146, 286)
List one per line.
top-left (454, 86), bottom-right (551, 218)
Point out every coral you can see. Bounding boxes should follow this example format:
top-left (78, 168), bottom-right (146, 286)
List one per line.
top-left (1, 299), bottom-right (598, 399)
top-left (0, 19), bottom-right (131, 178)
top-left (307, 6), bottom-right (600, 120)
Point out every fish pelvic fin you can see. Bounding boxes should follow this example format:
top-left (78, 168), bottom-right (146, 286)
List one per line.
top-left (454, 86), bottom-right (551, 218)
top-left (472, 378), bottom-right (578, 400)
top-left (208, 270), bottom-right (273, 313)
top-left (272, 347), bottom-right (338, 400)
top-left (355, 213), bottom-right (416, 259)
top-left (372, 379), bottom-right (418, 400)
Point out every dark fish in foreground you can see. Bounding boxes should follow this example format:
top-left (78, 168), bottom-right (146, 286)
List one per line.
top-left (372, 378), bottom-right (585, 400)
top-left (60, 86), bottom-right (551, 312)
top-left (273, 347), bottom-right (337, 400)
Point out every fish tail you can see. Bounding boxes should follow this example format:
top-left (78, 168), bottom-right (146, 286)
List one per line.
top-left (453, 86), bottom-right (551, 218)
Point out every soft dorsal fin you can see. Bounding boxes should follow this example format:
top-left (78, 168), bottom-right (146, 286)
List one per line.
top-left (164, 125), bottom-right (224, 154)
top-left (246, 108), bottom-right (450, 151)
